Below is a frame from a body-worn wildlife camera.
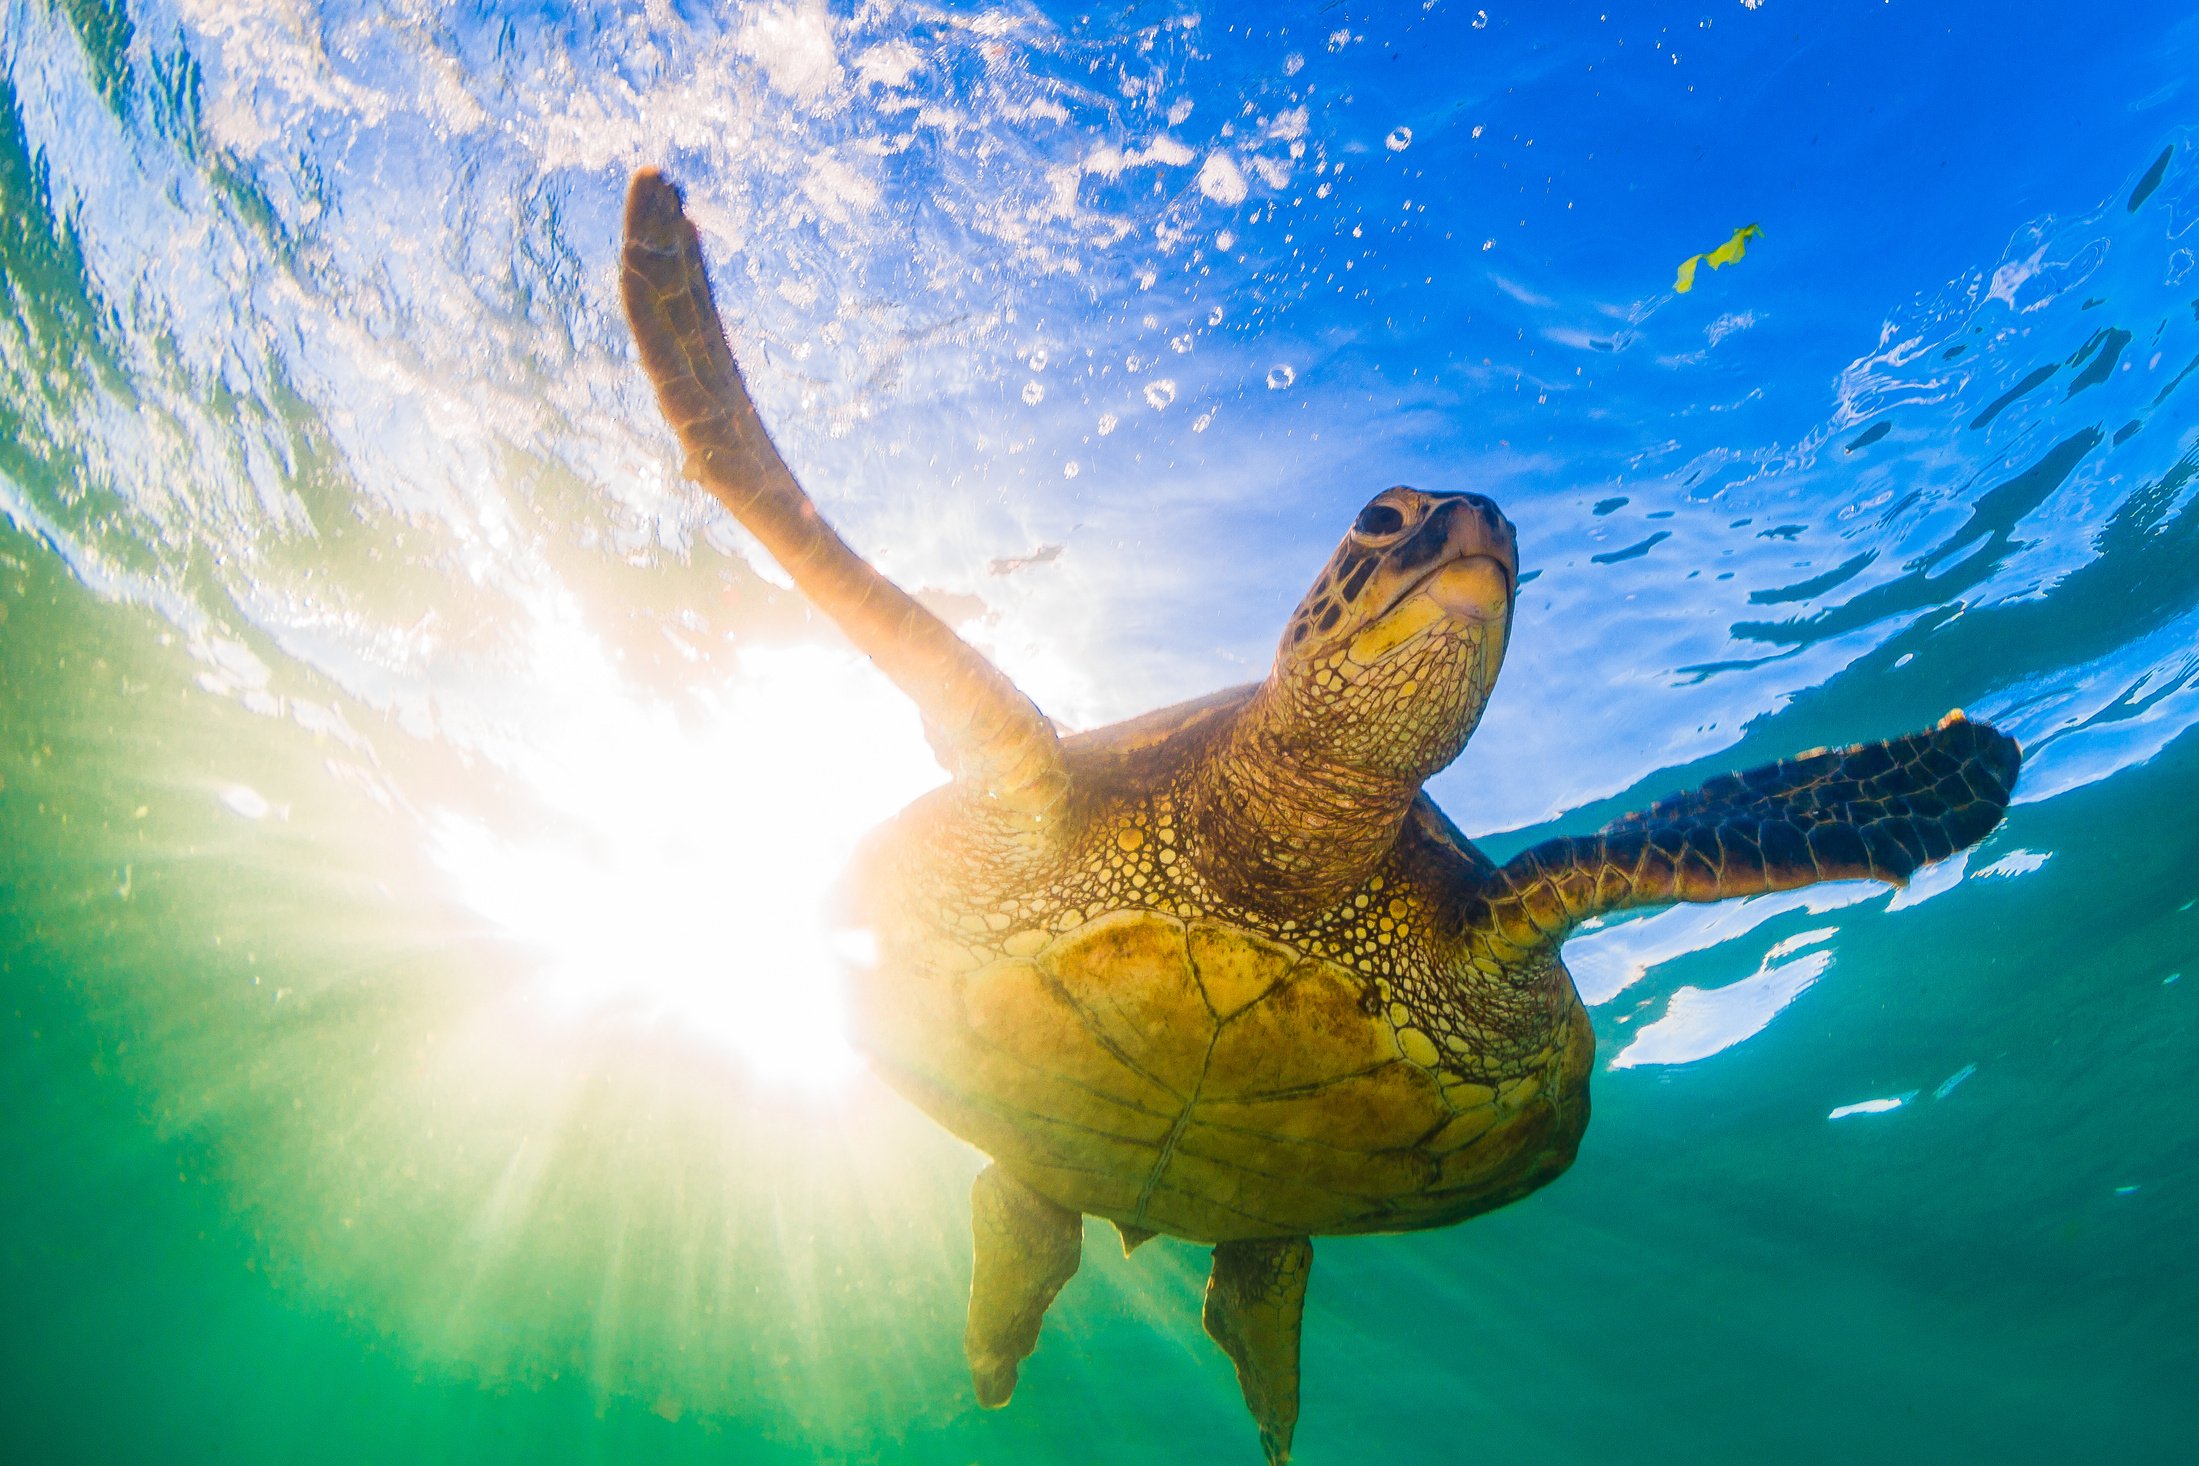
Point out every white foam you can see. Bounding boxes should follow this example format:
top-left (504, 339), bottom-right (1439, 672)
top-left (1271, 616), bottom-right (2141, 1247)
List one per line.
top-left (1828, 1096), bottom-right (1909, 1120)
top-left (737, 2), bottom-right (844, 104)
top-left (1196, 151), bottom-right (1248, 205)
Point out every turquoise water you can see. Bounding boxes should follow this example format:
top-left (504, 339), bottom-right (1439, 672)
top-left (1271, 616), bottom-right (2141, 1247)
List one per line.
top-left (3, 2), bottom-right (2196, 1461)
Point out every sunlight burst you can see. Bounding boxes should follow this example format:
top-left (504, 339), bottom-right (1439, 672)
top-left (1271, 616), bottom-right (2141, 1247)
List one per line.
top-left (429, 617), bottom-right (944, 1087)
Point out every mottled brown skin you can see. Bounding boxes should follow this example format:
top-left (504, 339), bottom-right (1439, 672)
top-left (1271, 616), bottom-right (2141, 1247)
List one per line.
top-left (620, 168), bottom-right (2022, 1466)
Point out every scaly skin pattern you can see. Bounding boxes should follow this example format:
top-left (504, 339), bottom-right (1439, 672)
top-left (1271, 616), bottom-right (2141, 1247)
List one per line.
top-left (849, 685), bottom-right (1595, 1245)
top-left (1498, 713), bottom-right (2021, 929)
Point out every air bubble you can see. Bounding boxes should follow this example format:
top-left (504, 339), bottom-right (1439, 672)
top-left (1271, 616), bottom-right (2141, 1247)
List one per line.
top-left (1021, 381), bottom-right (1045, 405)
top-left (1386, 127), bottom-right (1412, 152)
top-left (1267, 365), bottom-right (1296, 390)
top-left (1144, 380), bottom-right (1178, 409)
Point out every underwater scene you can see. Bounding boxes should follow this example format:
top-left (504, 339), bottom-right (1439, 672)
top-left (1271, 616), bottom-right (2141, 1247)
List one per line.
top-left (3, 1), bottom-right (2196, 1462)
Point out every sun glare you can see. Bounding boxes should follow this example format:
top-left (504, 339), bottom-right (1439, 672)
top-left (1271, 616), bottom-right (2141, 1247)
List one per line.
top-left (428, 616), bottom-right (945, 1088)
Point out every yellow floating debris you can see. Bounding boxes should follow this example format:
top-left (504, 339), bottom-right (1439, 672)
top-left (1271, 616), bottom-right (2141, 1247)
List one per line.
top-left (1674, 222), bottom-right (1763, 294)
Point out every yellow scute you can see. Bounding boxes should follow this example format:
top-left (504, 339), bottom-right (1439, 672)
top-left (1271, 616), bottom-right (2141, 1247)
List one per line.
top-left (1140, 1151), bottom-right (1365, 1238)
top-left (1036, 911), bottom-right (1214, 1096)
top-left (1204, 958), bottom-right (1400, 1100)
top-left (1186, 921), bottom-right (1298, 1018)
top-left (1193, 1060), bottom-right (1448, 1152)
top-left (1425, 1104), bottom-right (1500, 1155)
top-left (1001, 928), bottom-right (1050, 958)
top-left (1436, 1104), bottom-right (1553, 1191)
top-left (959, 957), bottom-right (1178, 1117)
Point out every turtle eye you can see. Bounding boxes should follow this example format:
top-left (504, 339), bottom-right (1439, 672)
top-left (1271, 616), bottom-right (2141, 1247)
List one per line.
top-left (1354, 502), bottom-right (1406, 537)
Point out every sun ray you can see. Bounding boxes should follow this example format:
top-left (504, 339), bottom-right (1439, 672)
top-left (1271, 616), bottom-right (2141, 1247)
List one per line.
top-left (427, 611), bottom-right (946, 1087)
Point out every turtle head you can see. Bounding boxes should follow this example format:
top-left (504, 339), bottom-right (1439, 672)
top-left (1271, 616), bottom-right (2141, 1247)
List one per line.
top-left (1267, 486), bottom-right (1518, 782)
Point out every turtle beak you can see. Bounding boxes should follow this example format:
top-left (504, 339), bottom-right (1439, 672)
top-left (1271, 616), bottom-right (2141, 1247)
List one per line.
top-left (1423, 557), bottom-right (1513, 622)
top-left (1381, 494), bottom-right (1518, 624)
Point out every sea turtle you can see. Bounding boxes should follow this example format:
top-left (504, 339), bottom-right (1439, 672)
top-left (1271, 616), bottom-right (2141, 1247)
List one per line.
top-left (619, 169), bottom-right (2020, 1464)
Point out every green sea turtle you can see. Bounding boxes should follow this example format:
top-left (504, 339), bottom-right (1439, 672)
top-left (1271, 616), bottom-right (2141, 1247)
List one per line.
top-left (619, 169), bottom-right (2019, 1464)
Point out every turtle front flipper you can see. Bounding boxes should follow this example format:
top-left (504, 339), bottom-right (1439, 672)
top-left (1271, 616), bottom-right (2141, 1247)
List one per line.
top-left (966, 1165), bottom-right (1083, 1408)
top-left (620, 170), bottom-right (1068, 825)
top-left (1204, 1236), bottom-right (1313, 1466)
top-left (1482, 711), bottom-right (2020, 954)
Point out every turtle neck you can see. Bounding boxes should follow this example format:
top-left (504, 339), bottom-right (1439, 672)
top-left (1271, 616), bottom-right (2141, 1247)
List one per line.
top-left (1186, 681), bottom-right (1424, 913)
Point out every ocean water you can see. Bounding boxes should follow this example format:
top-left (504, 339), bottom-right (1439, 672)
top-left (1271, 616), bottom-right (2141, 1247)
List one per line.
top-left (3, 2), bottom-right (2196, 1462)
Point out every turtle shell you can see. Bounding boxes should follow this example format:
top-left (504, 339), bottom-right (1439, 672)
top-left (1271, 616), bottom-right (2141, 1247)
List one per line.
top-left (851, 858), bottom-right (1593, 1243)
top-left (845, 685), bottom-right (1592, 1244)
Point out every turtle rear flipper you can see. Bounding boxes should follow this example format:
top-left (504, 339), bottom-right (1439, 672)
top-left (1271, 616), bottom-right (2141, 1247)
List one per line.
top-left (621, 169), bottom-right (1068, 824)
top-left (1204, 1236), bottom-right (1313, 1466)
top-left (1484, 711), bottom-right (2020, 951)
top-left (965, 1165), bottom-right (1083, 1408)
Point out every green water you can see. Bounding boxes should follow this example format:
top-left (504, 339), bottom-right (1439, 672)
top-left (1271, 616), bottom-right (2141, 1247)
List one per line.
top-left (6, 529), bottom-right (2194, 1459)
top-left (5, 1), bottom-right (2199, 1462)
